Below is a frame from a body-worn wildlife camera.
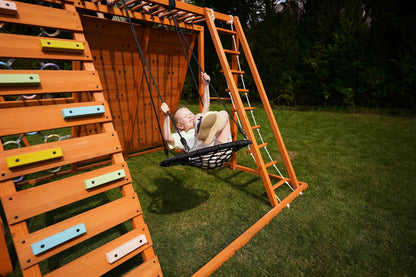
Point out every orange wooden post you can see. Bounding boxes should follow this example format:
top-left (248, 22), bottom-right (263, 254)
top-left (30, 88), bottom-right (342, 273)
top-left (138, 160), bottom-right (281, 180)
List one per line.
top-left (0, 208), bottom-right (13, 276)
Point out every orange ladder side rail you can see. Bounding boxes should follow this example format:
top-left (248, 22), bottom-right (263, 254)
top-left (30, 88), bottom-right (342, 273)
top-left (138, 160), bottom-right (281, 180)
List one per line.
top-left (232, 16), bottom-right (300, 190)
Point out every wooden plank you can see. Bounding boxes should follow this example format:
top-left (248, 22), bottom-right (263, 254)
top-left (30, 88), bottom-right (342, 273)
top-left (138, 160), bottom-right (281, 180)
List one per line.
top-left (0, 101), bottom-right (111, 136)
top-left (123, 256), bottom-right (162, 277)
top-left (14, 193), bottom-right (143, 269)
top-left (0, 216), bottom-right (13, 276)
top-left (0, 98), bottom-right (74, 109)
top-left (45, 224), bottom-right (154, 277)
top-left (0, 33), bottom-right (92, 61)
top-left (0, 0), bottom-right (83, 31)
top-left (0, 70), bottom-right (102, 96)
top-left (0, 132), bottom-right (122, 181)
top-left (1, 162), bottom-right (131, 224)
top-left (105, 234), bottom-right (147, 264)
top-left (0, 180), bottom-right (43, 276)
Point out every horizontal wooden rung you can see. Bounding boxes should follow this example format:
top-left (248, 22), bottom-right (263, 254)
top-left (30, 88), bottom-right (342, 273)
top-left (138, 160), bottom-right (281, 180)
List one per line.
top-left (223, 49), bottom-right (240, 55)
top-left (251, 125), bottom-right (261, 130)
top-left (272, 178), bottom-right (289, 190)
top-left (264, 160), bottom-right (277, 168)
top-left (225, 88), bottom-right (249, 93)
top-left (246, 142), bottom-right (267, 153)
top-left (258, 142), bottom-right (267, 149)
top-left (123, 257), bottom-right (162, 277)
top-left (216, 27), bottom-right (237, 36)
top-left (231, 107), bottom-right (254, 112)
top-left (192, 18), bottom-right (206, 24)
top-left (0, 70), bottom-right (102, 96)
top-left (221, 69), bottom-right (245, 75)
top-left (210, 97), bottom-right (231, 101)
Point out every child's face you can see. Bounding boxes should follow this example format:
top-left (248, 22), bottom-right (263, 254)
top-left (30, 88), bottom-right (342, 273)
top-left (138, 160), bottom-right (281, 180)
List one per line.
top-left (175, 107), bottom-right (195, 132)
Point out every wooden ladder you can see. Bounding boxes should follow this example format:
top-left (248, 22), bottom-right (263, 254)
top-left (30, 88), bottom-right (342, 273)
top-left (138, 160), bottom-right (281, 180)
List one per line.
top-left (0, 1), bottom-right (161, 276)
top-left (204, 8), bottom-right (307, 207)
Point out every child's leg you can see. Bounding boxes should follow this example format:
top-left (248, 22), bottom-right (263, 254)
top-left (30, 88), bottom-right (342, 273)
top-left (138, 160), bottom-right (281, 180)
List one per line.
top-left (215, 111), bottom-right (231, 144)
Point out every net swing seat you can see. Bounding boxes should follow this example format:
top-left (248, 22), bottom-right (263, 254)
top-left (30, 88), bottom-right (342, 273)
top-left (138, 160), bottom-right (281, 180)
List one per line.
top-left (160, 139), bottom-right (251, 169)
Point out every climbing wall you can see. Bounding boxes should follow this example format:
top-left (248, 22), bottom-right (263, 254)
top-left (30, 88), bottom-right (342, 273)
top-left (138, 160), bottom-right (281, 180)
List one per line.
top-left (79, 14), bottom-right (197, 157)
top-left (0, 0), bottom-right (161, 276)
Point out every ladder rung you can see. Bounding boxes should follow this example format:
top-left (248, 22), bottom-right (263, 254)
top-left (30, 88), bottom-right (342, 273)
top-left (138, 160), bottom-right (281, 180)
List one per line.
top-left (185, 15), bottom-right (204, 23)
top-left (272, 178), bottom-right (289, 190)
top-left (178, 13), bottom-right (196, 21)
top-left (231, 107), bottom-right (254, 112)
top-left (246, 142), bottom-right (267, 153)
top-left (231, 69), bottom-right (244, 75)
top-left (220, 69), bottom-right (245, 75)
top-left (224, 49), bottom-right (241, 55)
top-left (210, 97), bottom-right (231, 101)
top-left (151, 7), bottom-right (166, 16)
top-left (264, 160), bottom-right (277, 168)
top-left (225, 88), bottom-right (249, 93)
top-left (192, 18), bottom-right (206, 24)
top-left (216, 27), bottom-right (237, 36)
top-left (251, 125), bottom-right (260, 130)
top-left (130, 2), bottom-right (148, 11)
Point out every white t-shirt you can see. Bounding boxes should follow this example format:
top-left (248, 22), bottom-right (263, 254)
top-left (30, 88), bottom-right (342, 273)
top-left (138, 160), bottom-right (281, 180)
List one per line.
top-left (168, 129), bottom-right (196, 151)
top-left (168, 129), bottom-right (216, 152)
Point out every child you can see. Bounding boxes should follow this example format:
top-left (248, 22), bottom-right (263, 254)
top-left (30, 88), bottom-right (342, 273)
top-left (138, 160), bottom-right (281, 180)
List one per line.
top-left (161, 72), bottom-right (231, 152)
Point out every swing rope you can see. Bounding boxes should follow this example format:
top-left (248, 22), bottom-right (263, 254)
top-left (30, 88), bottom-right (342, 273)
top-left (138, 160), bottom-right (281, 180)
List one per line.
top-left (121, 0), bottom-right (190, 154)
top-left (169, 11), bottom-right (248, 139)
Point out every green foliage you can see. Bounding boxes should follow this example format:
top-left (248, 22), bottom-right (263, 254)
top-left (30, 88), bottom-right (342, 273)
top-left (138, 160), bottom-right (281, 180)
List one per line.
top-left (189, 0), bottom-right (416, 109)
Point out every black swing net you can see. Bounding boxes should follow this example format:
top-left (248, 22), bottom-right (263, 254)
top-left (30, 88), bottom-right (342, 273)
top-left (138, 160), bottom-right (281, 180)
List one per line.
top-left (121, 0), bottom-right (251, 169)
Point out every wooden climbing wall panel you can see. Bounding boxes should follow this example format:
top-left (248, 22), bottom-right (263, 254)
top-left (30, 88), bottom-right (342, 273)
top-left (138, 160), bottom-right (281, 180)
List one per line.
top-left (0, 1), bottom-right (161, 276)
top-left (80, 15), bottom-right (196, 155)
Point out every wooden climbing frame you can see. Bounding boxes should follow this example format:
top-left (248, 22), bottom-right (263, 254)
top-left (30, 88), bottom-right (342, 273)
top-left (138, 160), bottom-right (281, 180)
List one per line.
top-left (0, 0), bottom-right (308, 276)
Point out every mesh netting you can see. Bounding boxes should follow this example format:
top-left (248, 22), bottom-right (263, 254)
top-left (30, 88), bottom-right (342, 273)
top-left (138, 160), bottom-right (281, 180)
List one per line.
top-left (160, 140), bottom-right (252, 169)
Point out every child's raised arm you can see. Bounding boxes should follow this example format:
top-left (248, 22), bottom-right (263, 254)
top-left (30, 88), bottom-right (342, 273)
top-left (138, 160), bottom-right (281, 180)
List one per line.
top-left (201, 72), bottom-right (211, 114)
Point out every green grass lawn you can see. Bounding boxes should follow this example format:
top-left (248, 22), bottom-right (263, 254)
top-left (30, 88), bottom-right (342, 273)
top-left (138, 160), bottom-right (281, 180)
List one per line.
top-left (3, 108), bottom-right (416, 276)
top-left (127, 107), bottom-right (416, 276)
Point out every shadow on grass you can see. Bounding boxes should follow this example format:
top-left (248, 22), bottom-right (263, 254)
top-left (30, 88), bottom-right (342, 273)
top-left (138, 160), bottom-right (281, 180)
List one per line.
top-left (209, 167), bottom-right (269, 204)
top-left (140, 173), bottom-right (210, 215)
